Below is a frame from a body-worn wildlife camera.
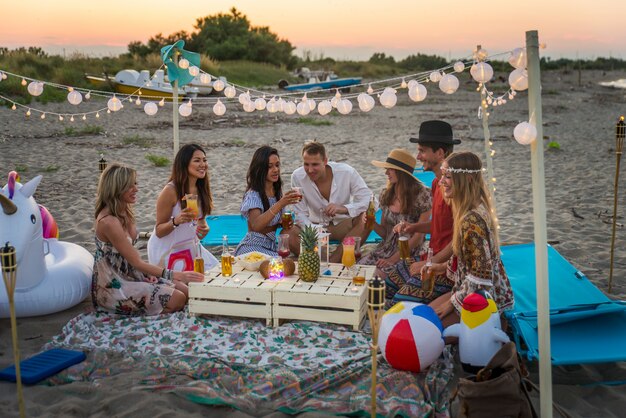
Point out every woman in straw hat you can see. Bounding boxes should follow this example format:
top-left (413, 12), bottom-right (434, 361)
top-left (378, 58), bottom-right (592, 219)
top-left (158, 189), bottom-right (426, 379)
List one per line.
top-left (359, 149), bottom-right (431, 267)
top-left (426, 151), bottom-right (514, 325)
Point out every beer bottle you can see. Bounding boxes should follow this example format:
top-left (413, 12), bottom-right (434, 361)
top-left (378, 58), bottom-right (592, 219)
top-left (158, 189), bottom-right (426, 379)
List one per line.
top-left (194, 240), bottom-right (205, 274)
top-left (366, 194), bottom-right (376, 230)
top-left (422, 248), bottom-right (435, 296)
top-left (221, 235), bottom-right (232, 276)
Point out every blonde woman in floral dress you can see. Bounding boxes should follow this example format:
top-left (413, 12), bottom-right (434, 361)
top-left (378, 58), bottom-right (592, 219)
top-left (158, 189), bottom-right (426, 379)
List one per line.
top-left (92, 163), bottom-right (203, 315)
top-left (424, 152), bottom-right (514, 327)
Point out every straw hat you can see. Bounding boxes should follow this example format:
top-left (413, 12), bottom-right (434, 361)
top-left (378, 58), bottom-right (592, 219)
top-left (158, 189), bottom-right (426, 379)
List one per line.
top-left (371, 149), bottom-right (418, 179)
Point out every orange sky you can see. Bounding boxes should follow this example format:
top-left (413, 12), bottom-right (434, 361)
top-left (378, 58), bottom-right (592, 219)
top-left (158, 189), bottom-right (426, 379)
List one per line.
top-left (1, 1), bottom-right (624, 59)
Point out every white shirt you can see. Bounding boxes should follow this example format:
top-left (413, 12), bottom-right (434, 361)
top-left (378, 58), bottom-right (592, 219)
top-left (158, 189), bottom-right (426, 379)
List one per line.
top-left (291, 161), bottom-right (373, 226)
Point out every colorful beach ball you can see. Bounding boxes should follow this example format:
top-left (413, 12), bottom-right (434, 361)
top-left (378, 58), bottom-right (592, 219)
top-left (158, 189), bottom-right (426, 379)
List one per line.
top-left (39, 204), bottom-right (59, 239)
top-left (379, 302), bottom-right (444, 373)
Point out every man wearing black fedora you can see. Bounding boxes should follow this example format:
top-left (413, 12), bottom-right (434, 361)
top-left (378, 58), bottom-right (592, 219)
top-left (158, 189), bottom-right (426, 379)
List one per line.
top-left (384, 120), bottom-right (461, 307)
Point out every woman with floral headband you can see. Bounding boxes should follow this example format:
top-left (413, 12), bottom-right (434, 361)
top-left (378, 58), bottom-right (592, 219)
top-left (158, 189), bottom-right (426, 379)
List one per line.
top-left (424, 151), bottom-right (514, 326)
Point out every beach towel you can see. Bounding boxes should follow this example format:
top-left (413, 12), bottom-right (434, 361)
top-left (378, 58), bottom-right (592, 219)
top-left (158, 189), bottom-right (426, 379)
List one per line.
top-left (43, 311), bottom-right (454, 417)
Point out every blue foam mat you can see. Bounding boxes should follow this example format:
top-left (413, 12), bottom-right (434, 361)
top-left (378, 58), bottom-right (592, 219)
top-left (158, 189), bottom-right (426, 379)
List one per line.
top-left (202, 169), bottom-right (436, 246)
top-left (501, 243), bottom-right (626, 365)
top-left (0, 348), bottom-right (86, 385)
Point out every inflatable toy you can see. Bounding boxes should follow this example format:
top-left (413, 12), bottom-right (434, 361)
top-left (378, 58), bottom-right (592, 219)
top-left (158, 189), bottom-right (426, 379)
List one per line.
top-left (443, 291), bottom-right (510, 369)
top-left (379, 301), bottom-right (444, 373)
top-left (0, 172), bottom-right (93, 318)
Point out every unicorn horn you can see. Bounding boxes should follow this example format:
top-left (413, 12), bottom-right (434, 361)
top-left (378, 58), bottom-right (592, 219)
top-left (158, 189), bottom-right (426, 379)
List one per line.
top-left (0, 194), bottom-right (17, 215)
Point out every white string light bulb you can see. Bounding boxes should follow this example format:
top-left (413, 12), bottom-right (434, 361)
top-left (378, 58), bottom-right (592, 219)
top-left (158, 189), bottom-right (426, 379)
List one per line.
top-left (318, 100), bottom-right (332, 115)
top-left (213, 99), bottom-right (226, 116)
top-left (82, 115), bottom-right (87, 121)
top-left (59, 115), bottom-right (64, 121)
top-left (453, 61), bottom-right (465, 73)
top-left (379, 87), bottom-right (397, 108)
top-left (11, 104), bottom-right (16, 110)
top-left (26, 109), bottom-right (31, 117)
top-left (284, 101), bottom-right (297, 115)
top-left (40, 113), bottom-right (46, 119)
top-left (266, 98), bottom-right (278, 113)
top-left (400, 78), bottom-right (407, 89)
top-left (508, 48), bottom-right (527, 69)
top-left (307, 98), bottom-right (316, 111)
top-left (254, 97), bottom-right (267, 111)
top-left (514, 121), bottom-right (537, 145)
top-left (178, 101), bottom-right (192, 117)
top-left (135, 97), bottom-right (141, 105)
top-left (439, 74), bottom-right (460, 94)
top-left (67, 90), bottom-right (83, 105)
top-left (296, 101), bottom-right (310, 116)
top-left (188, 66), bottom-right (200, 76)
top-left (107, 96), bottom-right (122, 112)
top-left (213, 79), bottom-right (225, 91)
top-left (429, 71), bottom-right (442, 83)
top-left (85, 91), bottom-right (91, 100)
top-left (144, 102), bottom-right (158, 116)
top-left (358, 94), bottom-right (375, 112)
top-left (243, 100), bottom-right (255, 113)
top-left (367, 84), bottom-right (374, 94)
top-left (408, 83), bottom-right (428, 102)
top-left (407, 79), bottom-right (418, 90)
top-left (470, 62), bottom-right (494, 83)
top-left (21, 78), bottom-right (27, 86)
top-left (277, 98), bottom-right (286, 112)
top-left (337, 99), bottom-right (353, 115)
top-left (178, 58), bottom-right (190, 69)
top-left (70, 116), bottom-right (75, 122)
top-left (238, 91), bottom-right (250, 105)
top-left (224, 85), bottom-right (236, 98)
top-left (508, 68), bottom-right (528, 91)
top-left (159, 98), bottom-right (165, 107)
top-left (27, 81), bottom-right (43, 96)
top-left (200, 73), bottom-right (211, 84)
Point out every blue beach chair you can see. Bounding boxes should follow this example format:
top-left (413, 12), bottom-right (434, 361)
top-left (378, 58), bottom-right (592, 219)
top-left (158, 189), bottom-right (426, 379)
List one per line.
top-left (501, 243), bottom-right (626, 365)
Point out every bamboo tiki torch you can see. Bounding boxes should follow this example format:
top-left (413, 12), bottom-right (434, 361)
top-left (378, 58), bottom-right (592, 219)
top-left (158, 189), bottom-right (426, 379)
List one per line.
top-left (98, 154), bottom-right (107, 173)
top-left (367, 277), bottom-right (385, 418)
top-left (609, 116), bottom-right (625, 293)
top-left (1, 242), bottom-right (26, 418)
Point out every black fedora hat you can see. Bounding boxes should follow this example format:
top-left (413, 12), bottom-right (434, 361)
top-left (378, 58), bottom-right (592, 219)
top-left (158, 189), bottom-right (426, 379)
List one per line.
top-left (409, 120), bottom-right (461, 145)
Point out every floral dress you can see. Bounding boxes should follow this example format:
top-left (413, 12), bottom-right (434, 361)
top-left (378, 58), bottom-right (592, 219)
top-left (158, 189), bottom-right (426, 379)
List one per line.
top-left (358, 185), bottom-right (432, 265)
top-left (92, 236), bottom-right (176, 316)
top-left (448, 205), bottom-right (514, 313)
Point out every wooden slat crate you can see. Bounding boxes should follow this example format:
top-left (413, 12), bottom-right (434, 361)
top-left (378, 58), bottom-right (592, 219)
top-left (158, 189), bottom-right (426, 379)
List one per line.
top-left (272, 264), bottom-right (375, 330)
top-left (188, 265), bottom-right (278, 326)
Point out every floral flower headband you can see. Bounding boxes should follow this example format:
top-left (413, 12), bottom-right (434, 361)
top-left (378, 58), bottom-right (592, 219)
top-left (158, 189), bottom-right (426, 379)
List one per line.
top-left (442, 166), bottom-right (486, 174)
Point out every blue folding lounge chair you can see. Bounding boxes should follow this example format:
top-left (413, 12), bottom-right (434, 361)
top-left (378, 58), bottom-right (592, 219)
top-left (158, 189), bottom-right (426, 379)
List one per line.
top-left (201, 169), bottom-right (436, 247)
top-left (501, 243), bottom-right (626, 365)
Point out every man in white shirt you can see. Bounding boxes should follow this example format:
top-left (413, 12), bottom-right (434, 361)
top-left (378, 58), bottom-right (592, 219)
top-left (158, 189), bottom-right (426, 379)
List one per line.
top-left (287, 141), bottom-right (373, 262)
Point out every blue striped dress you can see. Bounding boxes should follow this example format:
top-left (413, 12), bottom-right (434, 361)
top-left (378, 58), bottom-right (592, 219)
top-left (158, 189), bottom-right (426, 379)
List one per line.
top-left (234, 190), bottom-right (283, 256)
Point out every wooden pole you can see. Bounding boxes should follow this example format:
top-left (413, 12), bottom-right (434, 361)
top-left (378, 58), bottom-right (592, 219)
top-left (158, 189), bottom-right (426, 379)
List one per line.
top-left (526, 30), bottom-right (552, 418)
top-left (172, 53), bottom-right (180, 158)
top-left (608, 116), bottom-right (625, 293)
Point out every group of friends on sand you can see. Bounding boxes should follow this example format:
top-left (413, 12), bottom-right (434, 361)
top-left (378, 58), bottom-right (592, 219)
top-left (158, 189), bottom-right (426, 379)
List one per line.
top-left (92, 119), bottom-right (513, 329)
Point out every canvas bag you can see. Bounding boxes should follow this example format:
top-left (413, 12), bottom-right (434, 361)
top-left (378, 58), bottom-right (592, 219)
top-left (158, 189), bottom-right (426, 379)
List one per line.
top-left (454, 342), bottom-right (536, 418)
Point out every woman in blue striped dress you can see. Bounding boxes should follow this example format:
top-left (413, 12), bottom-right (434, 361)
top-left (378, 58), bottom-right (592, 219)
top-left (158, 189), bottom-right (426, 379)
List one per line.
top-left (234, 146), bottom-right (300, 256)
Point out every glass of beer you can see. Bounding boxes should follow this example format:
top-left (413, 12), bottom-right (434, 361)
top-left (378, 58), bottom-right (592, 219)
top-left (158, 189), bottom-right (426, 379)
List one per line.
top-left (398, 236), bottom-right (410, 261)
top-left (221, 250), bottom-right (233, 276)
top-left (281, 210), bottom-right (294, 230)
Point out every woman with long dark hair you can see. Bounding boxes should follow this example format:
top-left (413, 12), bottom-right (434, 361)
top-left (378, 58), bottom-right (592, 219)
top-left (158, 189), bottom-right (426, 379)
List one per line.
top-left (148, 143), bottom-right (218, 271)
top-left (359, 149), bottom-right (432, 267)
top-left (234, 146), bottom-right (300, 256)
top-left (93, 163), bottom-right (203, 315)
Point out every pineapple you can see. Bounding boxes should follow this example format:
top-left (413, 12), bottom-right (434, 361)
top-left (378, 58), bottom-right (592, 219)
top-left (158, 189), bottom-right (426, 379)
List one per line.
top-left (298, 225), bottom-right (320, 282)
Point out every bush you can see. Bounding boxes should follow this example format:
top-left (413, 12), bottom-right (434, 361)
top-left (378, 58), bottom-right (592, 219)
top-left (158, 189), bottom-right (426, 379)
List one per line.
top-left (146, 154), bottom-right (170, 167)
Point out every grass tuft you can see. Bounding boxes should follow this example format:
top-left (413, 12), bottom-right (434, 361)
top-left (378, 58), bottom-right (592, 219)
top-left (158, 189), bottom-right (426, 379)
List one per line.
top-left (146, 154), bottom-right (170, 167)
top-left (297, 117), bottom-right (333, 126)
top-left (123, 134), bottom-right (154, 147)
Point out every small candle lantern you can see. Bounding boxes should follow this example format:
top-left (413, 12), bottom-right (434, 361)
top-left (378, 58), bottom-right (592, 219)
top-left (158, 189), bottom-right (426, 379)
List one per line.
top-left (367, 277), bottom-right (386, 418)
top-left (1, 242), bottom-right (25, 417)
top-left (98, 154), bottom-right (107, 173)
top-left (268, 256), bottom-right (285, 281)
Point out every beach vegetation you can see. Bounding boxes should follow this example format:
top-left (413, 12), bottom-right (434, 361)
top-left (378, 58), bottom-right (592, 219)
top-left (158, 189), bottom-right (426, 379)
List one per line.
top-left (297, 117), bottom-right (333, 126)
top-left (123, 134), bottom-right (154, 147)
top-left (547, 141), bottom-right (561, 150)
top-left (146, 154), bottom-right (170, 167)
top-left (231, 138), bottom-right (246, 146)
top-left (63, 125), bottom-right (104, 136)
top-left (43, 164), bottom-right (60, 172)
top-left (13, 164), bottom-right (28, 172)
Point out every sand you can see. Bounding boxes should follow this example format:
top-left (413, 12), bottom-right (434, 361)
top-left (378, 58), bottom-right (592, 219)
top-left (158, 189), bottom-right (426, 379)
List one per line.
top-left (1, 69), bottom-right (626, 417)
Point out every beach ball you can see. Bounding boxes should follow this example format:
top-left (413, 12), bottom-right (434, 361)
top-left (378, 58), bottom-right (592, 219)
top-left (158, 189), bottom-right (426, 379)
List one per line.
top-left (379, 302), bottom-right (444, 373)
top-left (39, 205), bottom-right (59, 239)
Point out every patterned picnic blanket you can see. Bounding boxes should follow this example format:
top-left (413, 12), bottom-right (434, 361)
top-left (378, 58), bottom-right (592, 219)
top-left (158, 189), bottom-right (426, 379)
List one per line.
top-left (44, 311), bottom-right (455, 417)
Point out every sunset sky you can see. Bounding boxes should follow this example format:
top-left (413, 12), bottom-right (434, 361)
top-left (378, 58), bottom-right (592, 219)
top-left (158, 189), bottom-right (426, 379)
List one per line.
top-left (2, 1), bottom-right (624, 60)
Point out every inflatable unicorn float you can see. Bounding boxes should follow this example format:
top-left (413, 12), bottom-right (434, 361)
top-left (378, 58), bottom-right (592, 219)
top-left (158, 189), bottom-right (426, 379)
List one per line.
top-left (0, 171), bottom-right (93, 318)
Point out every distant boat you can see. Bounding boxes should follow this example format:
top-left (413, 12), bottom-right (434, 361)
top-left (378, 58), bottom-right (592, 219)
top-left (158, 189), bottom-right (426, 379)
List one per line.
top-left (599, 79), bottom-right (626, 89)
top-left (278, 68), bottom-right (362, 92)
top-left (85, 69), bottom-right (215, 98)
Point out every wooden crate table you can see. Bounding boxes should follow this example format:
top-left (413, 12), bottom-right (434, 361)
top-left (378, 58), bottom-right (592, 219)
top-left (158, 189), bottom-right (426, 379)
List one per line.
top-left (272, 263), bottom-right (376, 330)
top-left (188, 264), bottom-right (278, 326)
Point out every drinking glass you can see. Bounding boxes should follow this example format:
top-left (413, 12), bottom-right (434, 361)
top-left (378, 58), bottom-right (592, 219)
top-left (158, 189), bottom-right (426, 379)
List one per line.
top-left (184, 194), bottom-right (199, 226)
top-left (342, 242), bottom-right (356, 278)
top-left (277, 234), bottom-right (291, 258)
top-left (318, 208), bottom-right (330, 232)
top-left (281, 207), bottom-right (294, 230)
top-left (292, 187), bottom-right (303, 203)
top-left (397, 215), bottom-right (411, 262)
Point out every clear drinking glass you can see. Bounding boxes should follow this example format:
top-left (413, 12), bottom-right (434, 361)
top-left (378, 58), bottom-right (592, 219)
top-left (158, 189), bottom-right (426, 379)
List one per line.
top-left (278, 234), bottom-right (291, 258)
top-left (342, 242), bottom-right (356, 278)
top-left (184, 194), bottom-right (199, 226)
